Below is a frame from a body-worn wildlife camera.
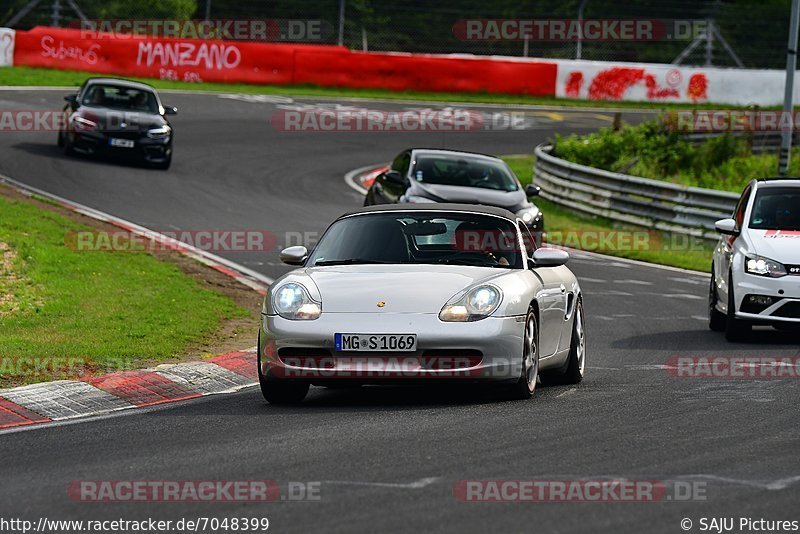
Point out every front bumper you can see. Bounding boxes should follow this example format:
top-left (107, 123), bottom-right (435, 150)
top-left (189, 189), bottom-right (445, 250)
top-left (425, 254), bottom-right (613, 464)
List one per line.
top-left (734, 271), bottom-right (800, 324)
top-left (259, 312), bottom-right (526, 383)
top-left (69, 131), bottom-right (171, 163)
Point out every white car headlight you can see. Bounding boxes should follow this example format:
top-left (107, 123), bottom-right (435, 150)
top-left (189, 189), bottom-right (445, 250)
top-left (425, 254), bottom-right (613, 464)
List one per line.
top-left (439, 285), bottom-right (502, 322)
top-left (71, 115), bottom-right (97, 131)
top-left (517, 207), bottom-right (541, 225)
top-left (272, 283), bottom-right (321, 320)
top-left (146, 125), bottom-right (171, 139)
top-left (744, 256), bottom-right (787, 278)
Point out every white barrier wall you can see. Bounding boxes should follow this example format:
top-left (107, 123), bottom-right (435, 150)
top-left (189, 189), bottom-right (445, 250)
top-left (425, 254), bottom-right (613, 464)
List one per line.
top-left (0, 28), bottom-right (14, 67)
top-left (554, 59), bottom-right (797, 107)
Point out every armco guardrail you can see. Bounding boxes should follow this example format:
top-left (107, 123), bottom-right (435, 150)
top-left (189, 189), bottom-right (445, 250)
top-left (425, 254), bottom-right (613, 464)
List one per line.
top-left (533, 143), bottom-right (740, 241)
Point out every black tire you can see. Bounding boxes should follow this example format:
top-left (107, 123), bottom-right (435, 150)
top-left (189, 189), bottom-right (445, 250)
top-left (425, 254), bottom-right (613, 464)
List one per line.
top-left (363, 189), bottom-right (373, 206)
top-left (61, 133), bottom-right (75, 156)
top-left (153, 155), bottom-right (171, 170)
top-left (708, 266), bottom-right (726, 332)
top-left (725, 272), bottom-right (751, 342)
top-left (540, 299), bottom-right (585, 386)
top-left (57, 130), bottom-right (64, 148)
top-left (257, 335), bottom-right (309, 404)
top-left (506, 307), bottom-right (539, 400)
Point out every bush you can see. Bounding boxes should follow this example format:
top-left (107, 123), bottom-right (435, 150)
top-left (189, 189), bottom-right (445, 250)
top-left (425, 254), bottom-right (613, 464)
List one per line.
top-left (552, 118), bottom-right (800, 192)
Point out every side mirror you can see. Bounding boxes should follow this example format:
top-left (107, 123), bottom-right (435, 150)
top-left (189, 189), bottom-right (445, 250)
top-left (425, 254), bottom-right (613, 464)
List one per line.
top-left (531, 247), bottom-right (569, 267)
top-left (163, 106), bottom-right (178, 116)
top-left (64, 94), bottom-right (78, 105)
top-left (525, 184), bottom-right (540, 197)
top-left (714, 218), bottom-right (739, 236)
top-left (384, 170), bottom-right (406, 185)
top-left (280, 245), bottom-right (308, 265)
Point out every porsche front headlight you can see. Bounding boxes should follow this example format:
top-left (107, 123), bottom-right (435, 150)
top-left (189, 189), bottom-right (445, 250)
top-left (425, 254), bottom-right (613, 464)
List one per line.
top-left (272, 283), bottom-right (321, 320)
top-left (146, 125), bottom-right (171, 139)
top-left (439, 285), bottom-right (502, 322)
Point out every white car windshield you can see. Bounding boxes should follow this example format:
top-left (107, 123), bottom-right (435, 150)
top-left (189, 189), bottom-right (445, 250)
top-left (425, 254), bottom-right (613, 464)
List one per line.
top-left (308, 213), bottom-right (524, 268)
top-left (749, 187), bottom-right (800, 231)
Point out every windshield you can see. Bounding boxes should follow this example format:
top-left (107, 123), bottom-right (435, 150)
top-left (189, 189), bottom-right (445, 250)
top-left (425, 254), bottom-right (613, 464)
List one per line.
top-left (82, 84), bottom-right (159, 113)
top-left (749, 187), bottom-right (800, 231)
top-left (412, 154), bottom-right (520, 192)
top-left (308, 213), bottom-right (524, 269)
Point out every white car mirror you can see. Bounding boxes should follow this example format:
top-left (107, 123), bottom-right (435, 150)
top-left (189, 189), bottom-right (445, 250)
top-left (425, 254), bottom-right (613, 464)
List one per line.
top-left (531, 248), bottom-right (569, 267)
top-left (714, 218), bottom-right (739, 236)
top-left (280, 245), bottom-right (308, 265)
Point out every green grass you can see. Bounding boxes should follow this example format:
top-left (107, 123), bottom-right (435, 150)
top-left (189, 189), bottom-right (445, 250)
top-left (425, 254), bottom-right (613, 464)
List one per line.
top-left (503, 155), bottom-right (713, 272)
top-left (0, 192), bottom-right (248, 384)
top-left (0, 65), bottom-right (770, 110)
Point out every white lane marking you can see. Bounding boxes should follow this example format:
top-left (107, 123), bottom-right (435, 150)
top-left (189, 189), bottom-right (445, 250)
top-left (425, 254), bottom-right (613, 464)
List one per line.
top-left (676, 474), bottom-right (800, 491)
top-left (691, 315), bottom-right (708, 321)
top-left (321, 477), bottom-right (440, 489)
top-left (613, 279), bottom-right (653, 286)
top-left (670, 277), bottom-right (707, 285)
top-left (556, 388), bottom-right (577, 398)
top-left (344, 163), bottom-right (384, 195)
top-left (578, 277), bottom-right (608, 283)
top-left (657, 293), bottom-right (704, 300)
top-left (218, 94), bottom-right (294, 104)
top-left (612, 314), bottom-right (635, 318)
top-left (586, 366), bottom-right (621, 370)
top-left (593, 291), bottom-right (634, 297)
top-left (595, 316), bottom-right (615, 321)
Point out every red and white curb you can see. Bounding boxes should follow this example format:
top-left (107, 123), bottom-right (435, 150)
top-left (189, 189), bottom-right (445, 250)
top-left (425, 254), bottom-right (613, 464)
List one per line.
top-left (344, 164), bottom-right (388, 195)
top-left (0, 174), bottom-right (272, 431)
top-left (0, 350), bottom-right (258, 430)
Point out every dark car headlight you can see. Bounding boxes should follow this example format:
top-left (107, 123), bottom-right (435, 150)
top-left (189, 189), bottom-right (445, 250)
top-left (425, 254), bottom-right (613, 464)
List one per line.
top-left (744, 256), bottom-right (787, 278)
top-left (146, 126), bottom-right (171, 139)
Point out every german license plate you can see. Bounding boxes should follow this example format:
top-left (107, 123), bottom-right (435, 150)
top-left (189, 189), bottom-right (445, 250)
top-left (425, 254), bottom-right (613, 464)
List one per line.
top-left (335, 333), bottom-right (417, 352)
top-left (109, 138), bottom-right (135, 148)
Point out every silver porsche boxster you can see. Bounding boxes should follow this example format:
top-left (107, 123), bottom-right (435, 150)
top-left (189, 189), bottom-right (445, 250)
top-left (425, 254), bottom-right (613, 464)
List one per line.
top-left (258, 204), bottom-right (585, 404)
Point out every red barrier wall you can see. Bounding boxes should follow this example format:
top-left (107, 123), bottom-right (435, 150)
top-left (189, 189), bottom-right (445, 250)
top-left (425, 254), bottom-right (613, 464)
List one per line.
top-left (12, 27), bottom-right (557, 96)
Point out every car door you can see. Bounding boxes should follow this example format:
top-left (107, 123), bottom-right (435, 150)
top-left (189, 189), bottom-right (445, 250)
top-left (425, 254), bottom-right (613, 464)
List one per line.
top-left (522, 224), bottom-right (566, 358)
top-left (373, 150), bottom-right (411, 204)
top-left (716, 183), bottom-right (751, 306)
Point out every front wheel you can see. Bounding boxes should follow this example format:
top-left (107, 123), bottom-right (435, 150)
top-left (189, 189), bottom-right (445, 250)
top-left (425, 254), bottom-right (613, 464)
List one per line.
top-left (506, 308), bottom-right (539, 400)
top-left (257, 337), bottom-right (309, 404)
top-left (725, 272), bottom-right (751, 342)
top-left (540, 299), bottom-right (585, 385)
top-left (708, 266), bottom-right (726, 332)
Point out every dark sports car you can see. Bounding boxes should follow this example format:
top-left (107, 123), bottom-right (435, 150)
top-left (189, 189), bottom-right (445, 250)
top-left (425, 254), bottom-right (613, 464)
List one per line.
top-left (364, 148), bottom-right (543, 236)
top-left (58, 78), bottom-right (176, 169)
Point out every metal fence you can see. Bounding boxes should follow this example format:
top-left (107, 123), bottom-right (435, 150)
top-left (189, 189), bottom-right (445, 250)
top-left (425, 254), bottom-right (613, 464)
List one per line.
top-left (0, 0), bottom-right (792, 69)
top-left (533, 142), bottom-right (740, 241)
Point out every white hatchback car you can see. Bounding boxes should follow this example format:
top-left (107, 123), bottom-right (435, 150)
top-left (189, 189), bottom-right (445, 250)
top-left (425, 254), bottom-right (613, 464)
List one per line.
top-left (710, 179), bottom-right (800, 341)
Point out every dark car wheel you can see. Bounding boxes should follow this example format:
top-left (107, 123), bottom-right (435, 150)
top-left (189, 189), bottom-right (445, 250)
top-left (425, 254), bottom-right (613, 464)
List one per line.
top-left (257, 335), bottom-right (309, 404)
top-left (708, 266), bottom-right (726, 332)
top-left (152, 155), bottom-right (171, 170)
top-left (725, 272), bottom-right (751, 342)
top-left (506, 307), bottom-right (538, 400)
top-left (540, 299), bottom-right (585, 386)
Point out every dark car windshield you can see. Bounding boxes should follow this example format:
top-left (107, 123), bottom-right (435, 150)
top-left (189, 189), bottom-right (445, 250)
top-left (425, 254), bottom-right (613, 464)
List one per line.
top-left (749, 187), bottom-right (800, 231)
top-left (308, 213), bottom-right (524, 269)
top-left (412, 155), bottom-right (519, 192)
top-left (81, 84), bottom-right (159, 113)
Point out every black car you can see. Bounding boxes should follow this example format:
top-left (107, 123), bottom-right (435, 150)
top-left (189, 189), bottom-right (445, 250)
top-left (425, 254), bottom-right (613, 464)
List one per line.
top-left (365, 148), bottom-right (543, 234)
top-left (58, 78), bottom-right (176, 169)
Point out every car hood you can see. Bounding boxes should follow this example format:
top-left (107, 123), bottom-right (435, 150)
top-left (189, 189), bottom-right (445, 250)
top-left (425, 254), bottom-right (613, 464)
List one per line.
top-left (304, 264), bottom-right (504, 313)
top-left (409, 182), bottom-right (528, 212)
top-left (78, 106), bottom-right (167, 132)
top-left (747, 229), bottom-right (800, 264)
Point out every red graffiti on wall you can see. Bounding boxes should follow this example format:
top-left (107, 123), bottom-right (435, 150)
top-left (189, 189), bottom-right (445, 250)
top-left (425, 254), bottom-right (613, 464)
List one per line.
top-left (565, 71), bottom-right (583, 98)
top-left (564, 67), bottom-right (708, 102)
top-left (687, 73), bottom-right (708, 101)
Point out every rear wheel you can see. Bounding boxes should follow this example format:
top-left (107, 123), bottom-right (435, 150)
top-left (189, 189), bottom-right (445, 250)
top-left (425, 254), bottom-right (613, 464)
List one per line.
top-left (257, 336), bottom-right (309, 404)
top-left (506, 308), bottom-right (538, 400)
top-left (725, 272), bottom-right (751, 342)
top-left (708, 266), bottom-right (726, 332)
top-left (540, 299), bottom-right (585, 385)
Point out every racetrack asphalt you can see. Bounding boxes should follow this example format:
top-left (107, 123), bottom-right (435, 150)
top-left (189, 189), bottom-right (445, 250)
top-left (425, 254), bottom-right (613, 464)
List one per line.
top-left (0, 89), bottom-right (798, 533)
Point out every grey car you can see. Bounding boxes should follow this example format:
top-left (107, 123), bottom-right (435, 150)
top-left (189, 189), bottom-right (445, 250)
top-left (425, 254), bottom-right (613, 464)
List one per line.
top-left (258, 204), bottom-right (585, 404)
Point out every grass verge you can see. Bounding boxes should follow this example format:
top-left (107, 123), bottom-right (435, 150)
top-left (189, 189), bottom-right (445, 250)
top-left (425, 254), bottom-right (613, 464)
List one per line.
top-left (503, 155), bottom-right (713, 272)
top-left (0, 65), bottom-right (764, 110)
top-left (0, 184), bottom-right (258, 387)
